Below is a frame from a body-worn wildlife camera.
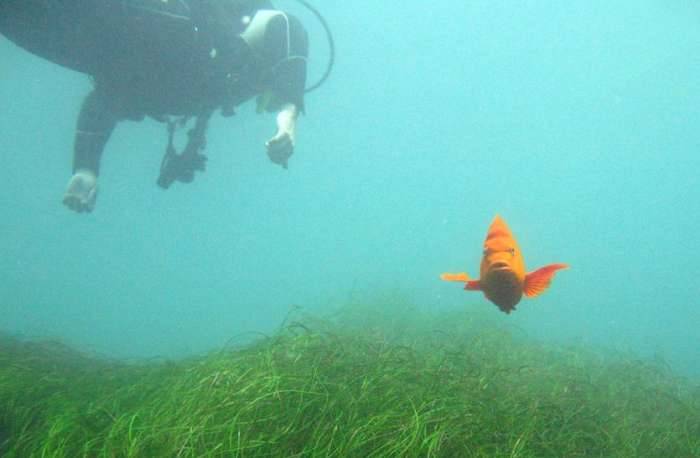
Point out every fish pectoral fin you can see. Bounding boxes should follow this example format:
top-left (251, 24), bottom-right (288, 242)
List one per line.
top-left (440, 272), bottom-right (471, 283)
top-left (441, 272), bottom-right (481, 291)
top-left (465, 280), bottom-right (481, 291)
top-left (523, 263), bottom-right (569, 298)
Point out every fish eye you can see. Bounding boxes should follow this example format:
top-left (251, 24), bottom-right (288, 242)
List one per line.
top-left (508, 248), bottom-right (516, 256)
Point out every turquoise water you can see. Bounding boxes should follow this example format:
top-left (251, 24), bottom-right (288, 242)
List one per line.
top-left (1, 1), bottom-right (698, 379)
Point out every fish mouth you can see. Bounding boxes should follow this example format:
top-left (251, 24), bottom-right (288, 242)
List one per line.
top-left (490, 262), bottom-right (511, 271)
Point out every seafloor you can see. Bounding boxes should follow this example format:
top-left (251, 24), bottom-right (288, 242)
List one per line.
top-left (1, 298), bottom-right (698, 457)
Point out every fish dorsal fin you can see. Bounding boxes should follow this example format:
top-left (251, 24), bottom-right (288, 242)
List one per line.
top-left (523, 263), bottom-right (569, 297)
top-left (440, 272), bottom-right (470, 283)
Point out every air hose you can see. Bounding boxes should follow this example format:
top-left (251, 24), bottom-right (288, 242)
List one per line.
top-left (289, 0), bottom-right (335, 93)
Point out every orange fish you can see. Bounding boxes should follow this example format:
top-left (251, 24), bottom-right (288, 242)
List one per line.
top-left (441, 215), bottom-right (568, 314)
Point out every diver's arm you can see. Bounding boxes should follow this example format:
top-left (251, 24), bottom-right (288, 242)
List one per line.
top-left (241, 10), bottom-right (307, 168)
top-left (260, 16), bottom-right (306, 169)
top-left (63, 90), bottom-right (118, 213)
top-left (265, 103), bottom-right (298, 169)
top-left (72, 91), bottom-right (117, 176)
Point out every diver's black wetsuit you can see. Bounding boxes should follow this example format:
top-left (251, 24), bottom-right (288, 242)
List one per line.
top-left (0, 0), bottom-right (307, 181)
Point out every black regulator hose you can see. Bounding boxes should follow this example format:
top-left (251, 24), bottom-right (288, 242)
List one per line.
top-left (292, 0), bottom-right (335, 93)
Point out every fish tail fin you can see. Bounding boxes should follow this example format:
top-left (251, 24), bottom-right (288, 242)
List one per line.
top-left (440, 272), bottom-right (471, 283)
top-left (523, 263), bottom-right (569, 298)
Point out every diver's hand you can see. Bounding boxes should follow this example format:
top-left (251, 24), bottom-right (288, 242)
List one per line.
top-left (265, 131), bottom-right (294, 169)
top-left (265, 104), bottom-right (298, 169)
top-left (63, 169), bottom-right (97, 213)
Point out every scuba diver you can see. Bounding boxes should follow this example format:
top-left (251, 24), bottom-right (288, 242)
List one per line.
top-left (0, 0), bottom-right (326, 213)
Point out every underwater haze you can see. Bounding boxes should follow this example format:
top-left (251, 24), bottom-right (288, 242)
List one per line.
top-left (1, 0), bottom-right (699, 385)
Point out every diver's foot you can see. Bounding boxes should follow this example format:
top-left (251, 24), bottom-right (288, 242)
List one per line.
top-left (63, 169), bottom-right (98, 213)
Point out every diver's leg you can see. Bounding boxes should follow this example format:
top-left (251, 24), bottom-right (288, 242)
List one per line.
top-left (63, 90), bottom-right (119, 213)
